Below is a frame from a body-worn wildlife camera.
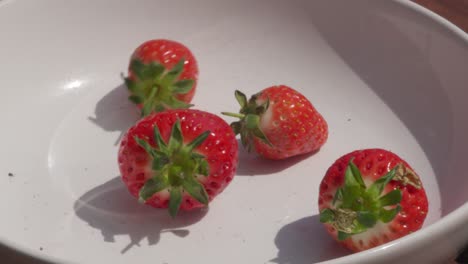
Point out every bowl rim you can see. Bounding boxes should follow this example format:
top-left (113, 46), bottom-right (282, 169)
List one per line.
top-left (400, 0), bottom-right (468, 40)
top-left (0, 0), bottom-right (467, 263)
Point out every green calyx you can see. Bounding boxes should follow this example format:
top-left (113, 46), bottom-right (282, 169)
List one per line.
top-left (221, 90), bottom-right (272, 151)
top-left (134, 119), bottom-right (210, 217)
top-left (124, 58), bottom-right (194, 117)
top-left (320, 161), bottom-right (404, 240)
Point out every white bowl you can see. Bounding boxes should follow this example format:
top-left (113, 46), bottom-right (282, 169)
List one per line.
top-left (0, 0), bottom-right (467, 263)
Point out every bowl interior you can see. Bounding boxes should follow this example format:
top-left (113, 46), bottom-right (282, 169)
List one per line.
top-left (0, 0), bottom-right (467, 263)
top-left (306, 0), bottom-right (468, 216)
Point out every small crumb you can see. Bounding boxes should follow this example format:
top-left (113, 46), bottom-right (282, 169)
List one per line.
top-left (39, 247), bottom-right (43, 251)
top-left (347, 118), bottom-right (351, 122)
top-left (8, 172), bottom-right (14, 177)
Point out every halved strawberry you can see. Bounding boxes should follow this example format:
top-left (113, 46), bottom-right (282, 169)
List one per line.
top-left (123, 39), bottom-right (198, 116)
top-left (222, 85), bottom-right (328, 159)
top-left (118, 109), bottom-right (238, 216)
top-left (318, 149), bottom-right (428, 252)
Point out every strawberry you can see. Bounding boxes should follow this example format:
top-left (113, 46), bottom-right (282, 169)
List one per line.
top-left (123, 39), bottom-right (198, 116)
top-left (318, 149), bottom-right (429, 252)
top-left (118, 109), bottom-right (238, 216)
top-left (222, 85), bottom-right (328, 160)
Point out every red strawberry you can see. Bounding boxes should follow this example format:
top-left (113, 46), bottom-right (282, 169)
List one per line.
top-left (124, 39), bottom-right (198, 116)
top-left (318, 149), bottom-right (429, 252)
top-left (118, 109), bottom-right (238, 216)
top-left (222, 85), bottom-right (328, 160)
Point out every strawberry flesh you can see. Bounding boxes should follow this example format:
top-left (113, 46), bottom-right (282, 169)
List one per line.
top-left (118, 109), bottom-right (238, 216)
top-left (124, 39), bottom-right (198, 116)
top-left (318, 149), bottom-right (428, 252)
top-left (223, 85), bottom-right (328, 159)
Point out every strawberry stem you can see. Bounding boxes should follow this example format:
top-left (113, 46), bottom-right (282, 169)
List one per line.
top-left (169, 187), bottom-right (183, 217)
top-left (124, 58), bottom-right (194, 116)
top-left (234, 90), bottom-right (248, 108)
top-left (138, 175), bottom-right (168, 202)
top-left (393, 164), bottom-right (422, 189)
top-left (220, 112), bottom-right (245, 119)
top-left (222, 90), bottom-right (272, 150)
top-left (134, 119), bottom-right (210, 217)
top-left (320, 161), bottom-right (404, 239)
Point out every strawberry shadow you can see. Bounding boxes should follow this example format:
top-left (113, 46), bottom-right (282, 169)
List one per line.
top-left (235, 141), bottom-right (321, 176)
top-left (0, 243), bottom-right (50, 264)
top-left (74, 176), bottom-right (208, 254)
top-left (271, 215), bottom-right (350, 264)
top-left (88, 83), bottom-right (140, 145)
